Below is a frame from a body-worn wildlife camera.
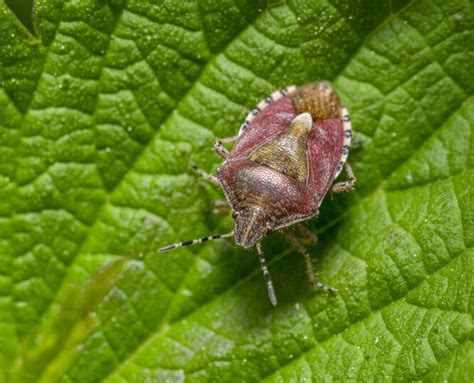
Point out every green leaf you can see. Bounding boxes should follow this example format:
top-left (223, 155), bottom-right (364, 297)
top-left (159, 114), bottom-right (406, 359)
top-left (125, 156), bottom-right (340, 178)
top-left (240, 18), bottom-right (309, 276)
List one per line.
top-left (1, 0), bottom-right (473, 382)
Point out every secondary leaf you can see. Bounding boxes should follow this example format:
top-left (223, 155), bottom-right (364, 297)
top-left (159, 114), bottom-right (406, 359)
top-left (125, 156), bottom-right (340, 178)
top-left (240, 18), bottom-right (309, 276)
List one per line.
top-left (0, 0), bottom-right (472, 382)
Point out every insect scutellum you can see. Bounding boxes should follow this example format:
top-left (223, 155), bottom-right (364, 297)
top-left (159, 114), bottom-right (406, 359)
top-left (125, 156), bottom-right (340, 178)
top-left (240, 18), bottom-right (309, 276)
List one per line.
top-left (158, 81), bottom-right (356, 306)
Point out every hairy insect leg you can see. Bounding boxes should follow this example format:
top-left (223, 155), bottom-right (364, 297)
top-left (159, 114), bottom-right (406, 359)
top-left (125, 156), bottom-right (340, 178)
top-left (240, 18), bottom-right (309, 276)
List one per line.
top-left (295, 224), bottom-right (318, 245)
top-left (159, 231), bottom-right (234, 252)
top-left (189, 162), bottom-right (221, 187)
top-left (256, 242), bottom-right (277, 306)
top-left (284, 231), bottom-right (337, 295)
top-left (331, 162), bottom-right (356, 193)
top-left (213, 135), bottom-right (238, 158)
top-left (213, 140), bottom-right (229, 158)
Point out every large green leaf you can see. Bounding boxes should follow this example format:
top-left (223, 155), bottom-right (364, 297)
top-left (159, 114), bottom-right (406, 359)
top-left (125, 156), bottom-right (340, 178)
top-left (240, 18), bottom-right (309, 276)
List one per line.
top-left (1, 0), bottom-right (473, 381)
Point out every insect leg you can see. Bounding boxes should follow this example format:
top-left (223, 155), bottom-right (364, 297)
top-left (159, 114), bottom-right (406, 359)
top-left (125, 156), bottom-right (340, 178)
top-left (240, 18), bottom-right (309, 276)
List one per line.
top-left (189, 162), bottom-right (221, 187)
top-left (218, 135), bottom-right (238, 144)
top-left (331, 162), bottom-right (356, 193)
top-left (212, 135), bottom-right (238, 158)
top-left (256, 242), bottom-right (277, 306)
top-left (159, 231), bottom-right (234, 252)
top-left (213, 140), bottom-right (230, 158)
top-left (295, 224), bottom-right (318, 245)
top-left (284, 231), bottom-right (337, 295)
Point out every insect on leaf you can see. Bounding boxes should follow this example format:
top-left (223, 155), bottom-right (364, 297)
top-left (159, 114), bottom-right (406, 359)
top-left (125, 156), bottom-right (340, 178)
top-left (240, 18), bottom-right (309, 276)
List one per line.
top-left (0, 0), bottom-right (472, 382)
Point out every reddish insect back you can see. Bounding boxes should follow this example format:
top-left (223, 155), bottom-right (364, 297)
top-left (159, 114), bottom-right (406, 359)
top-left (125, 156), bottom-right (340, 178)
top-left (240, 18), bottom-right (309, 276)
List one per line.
top-left (226, 88), bottom-right (350, 209)
top-left (230, 96), bottom-right (295, 160)
top-left (307, 118), bottom-right (345, 204)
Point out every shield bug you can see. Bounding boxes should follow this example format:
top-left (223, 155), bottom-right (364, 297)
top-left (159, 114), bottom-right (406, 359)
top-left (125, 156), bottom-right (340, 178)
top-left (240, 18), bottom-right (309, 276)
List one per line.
top-left (159, 81), bottom-right (356, 305)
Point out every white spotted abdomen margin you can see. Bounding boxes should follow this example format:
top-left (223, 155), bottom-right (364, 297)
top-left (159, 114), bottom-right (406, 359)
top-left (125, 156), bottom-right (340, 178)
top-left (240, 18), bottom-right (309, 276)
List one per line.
top-left (238, 85), bottom-right (297, 136)
top-left (333, 107), bottom-right (352, 180)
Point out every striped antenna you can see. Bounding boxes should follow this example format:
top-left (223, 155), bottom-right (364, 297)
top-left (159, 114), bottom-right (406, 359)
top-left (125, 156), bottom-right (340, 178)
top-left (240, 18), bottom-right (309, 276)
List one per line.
top-left (158, 231), bottom-right (234, 253)
top-left (256, 242), bottom-right (277, 306)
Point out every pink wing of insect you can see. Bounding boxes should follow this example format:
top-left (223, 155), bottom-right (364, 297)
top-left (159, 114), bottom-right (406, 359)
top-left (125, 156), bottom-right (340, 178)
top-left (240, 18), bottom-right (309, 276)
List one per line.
top-left (307, 118), bottom-right (345, 204)
top-left (229, 92), bottom-right (296, 160)
top-left (307, 107), bottom-right (352, 204)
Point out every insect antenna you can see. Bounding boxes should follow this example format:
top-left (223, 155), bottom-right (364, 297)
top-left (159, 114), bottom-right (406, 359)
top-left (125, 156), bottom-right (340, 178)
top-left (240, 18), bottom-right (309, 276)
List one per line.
top-left (158, 231), bottom-right (234, 252)
top-left (256, 242), bottom-right (277, 306)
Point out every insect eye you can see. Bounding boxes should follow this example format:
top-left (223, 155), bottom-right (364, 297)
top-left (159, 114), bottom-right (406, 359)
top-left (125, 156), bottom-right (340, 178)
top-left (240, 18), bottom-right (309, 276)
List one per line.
top-left (232, 211), bottom-right (239, 219)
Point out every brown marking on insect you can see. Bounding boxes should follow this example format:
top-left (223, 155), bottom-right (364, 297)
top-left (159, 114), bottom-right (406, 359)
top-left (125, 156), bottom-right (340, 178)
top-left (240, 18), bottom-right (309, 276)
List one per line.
top-left (290, 81), bottom-right (342, 120)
